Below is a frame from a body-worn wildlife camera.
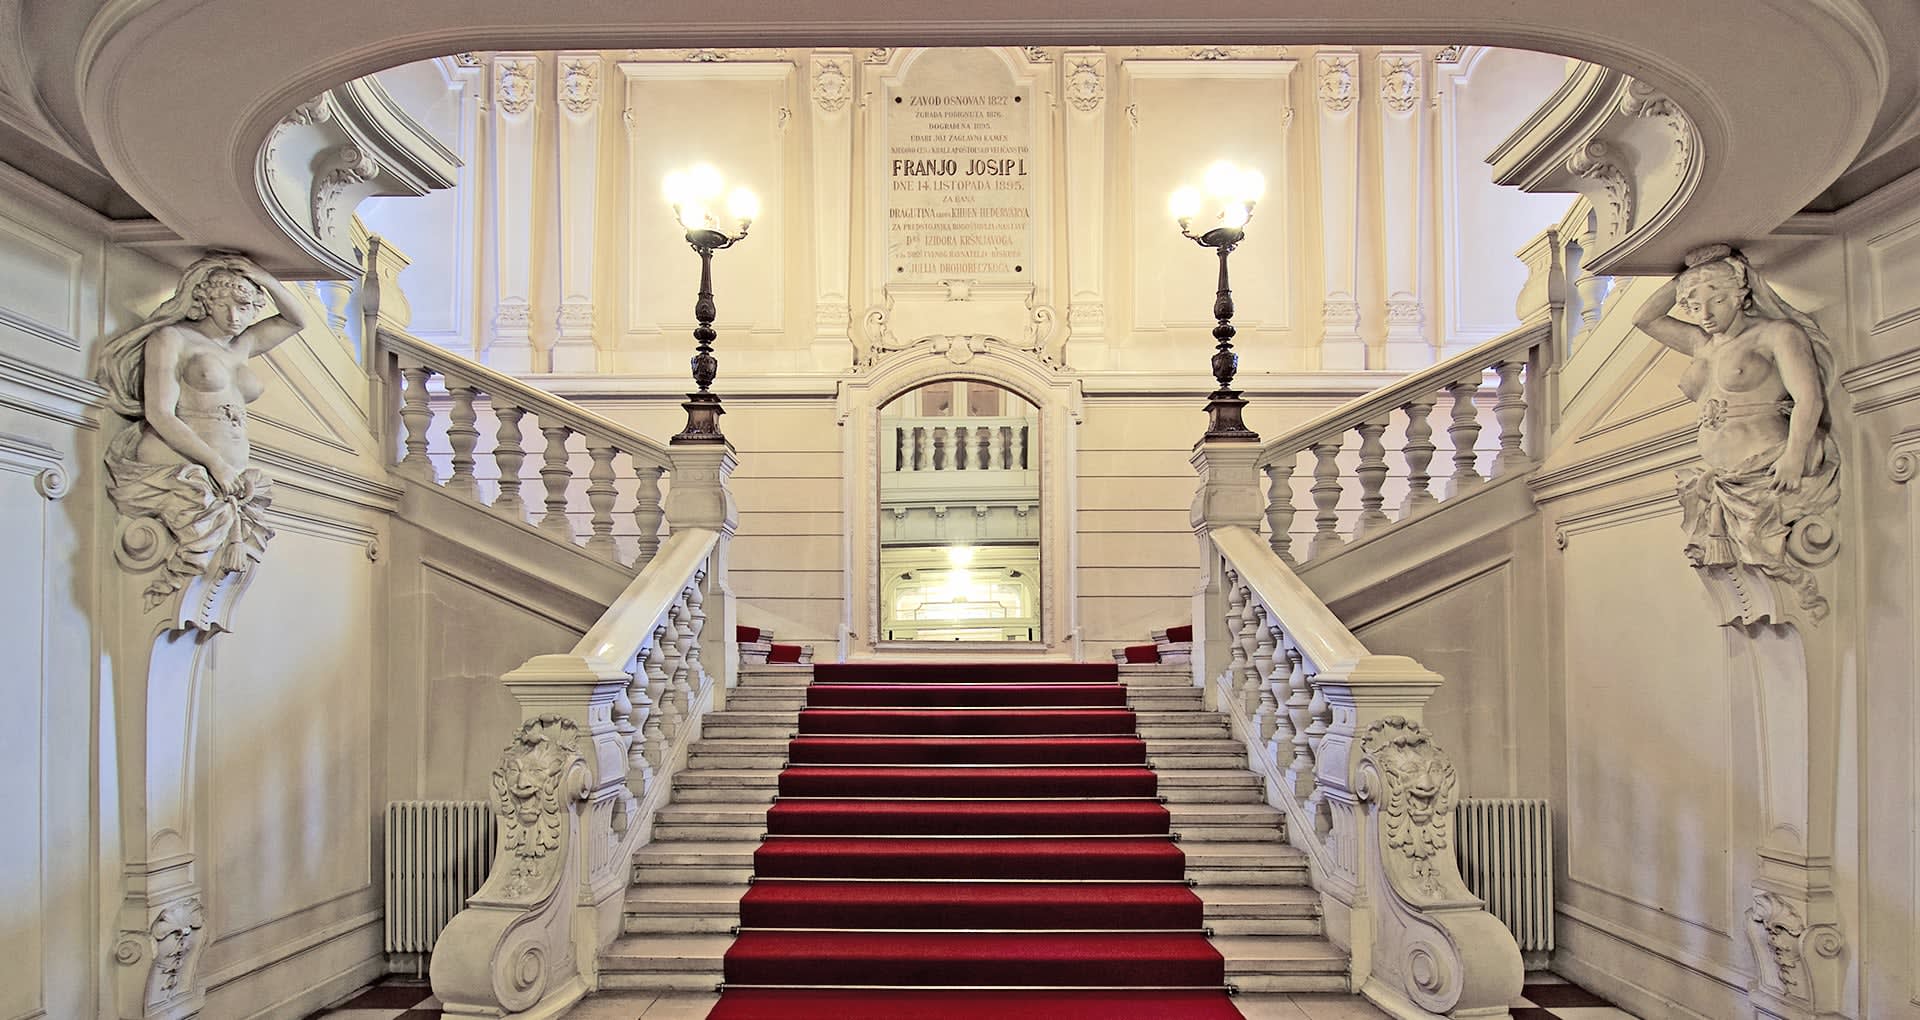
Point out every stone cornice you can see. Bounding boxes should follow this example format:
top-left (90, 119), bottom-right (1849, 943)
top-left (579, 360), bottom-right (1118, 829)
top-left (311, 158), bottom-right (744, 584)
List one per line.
top-left (0, 348), bottom-right (106, 428)
top-left (1840, 347), bottom-right (1920, 414)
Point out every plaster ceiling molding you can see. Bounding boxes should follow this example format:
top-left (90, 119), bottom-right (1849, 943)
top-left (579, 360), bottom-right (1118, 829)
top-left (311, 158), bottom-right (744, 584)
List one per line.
top-left (864, 48), bottom-right (893, 65)
top-left (1191, 47), bottom-right (1234, 61)
top-left (452, 52), bottom-right (482, 68)
top-left (1618, 78), bottom-right (1697, 174)
top-left (255, 75), bottom-right (458, 275)
top-left (557, 56), bottom-right (600, 116)
top-left (1488, 64), bottom-right (1703, 271)
top-left (1434, 45), bottom-right (1468, 64)
top-left (1021, 46), bottom-right (1051, 64)
top-left (64, 0), bottom-right (1897, 277)
top-left (1317, 52), bottom-right (1357, 114)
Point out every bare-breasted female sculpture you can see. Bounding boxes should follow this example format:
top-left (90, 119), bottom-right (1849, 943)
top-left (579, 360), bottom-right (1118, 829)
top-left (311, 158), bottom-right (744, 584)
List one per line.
top-left (1633, 243), bottom-right (1840, 617)
top-left (98, 253), bottom-right (309, 610)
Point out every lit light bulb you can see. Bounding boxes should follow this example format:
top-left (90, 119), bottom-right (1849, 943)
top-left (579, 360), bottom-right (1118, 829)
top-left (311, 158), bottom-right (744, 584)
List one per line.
top-left (946, 545), bottom-right (975, 567)
top-left (726, 187), bottom-right (760, 224)
top-left (1169, 187), bottom-right (1203, 221)
top-left (1204, 160), bottom-right (1242, 198)
top-left (689, 163), bottom-right (724, 200)
top-left (1220, 204), bottom-right (1250, 229)
top-left (677, 203), bottom-right (710, 232)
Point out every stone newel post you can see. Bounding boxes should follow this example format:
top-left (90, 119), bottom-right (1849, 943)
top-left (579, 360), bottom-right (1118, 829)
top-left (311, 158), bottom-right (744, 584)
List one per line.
top-left (1189, 439), bottom-right (1264, 707)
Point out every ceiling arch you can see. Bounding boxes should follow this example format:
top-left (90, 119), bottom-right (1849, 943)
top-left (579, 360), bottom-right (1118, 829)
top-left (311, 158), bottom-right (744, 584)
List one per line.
top-left (65, 0), bottom-right (1890, 276)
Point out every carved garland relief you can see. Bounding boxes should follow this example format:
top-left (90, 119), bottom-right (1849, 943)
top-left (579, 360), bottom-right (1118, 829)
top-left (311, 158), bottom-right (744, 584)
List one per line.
top-left (1064, 57), bottom-right (1104, 113)
top-left (558, 58), bottom-right (599, 115)
top-left (495, 58), bottom-right (536, 117)
top-left (1317, 54), bottom-right (1357, 114)
top-left (812, 57), bottom-right (853, 113)
top-left (1379, 55), bottom-right (1421, 115)
top-left (491, 716), bottom-right (592, 900)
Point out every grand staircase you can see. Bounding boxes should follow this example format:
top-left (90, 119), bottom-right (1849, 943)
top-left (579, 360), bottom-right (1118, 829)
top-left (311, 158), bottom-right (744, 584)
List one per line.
top-left (601, 659), bottom-right (1346, 1007)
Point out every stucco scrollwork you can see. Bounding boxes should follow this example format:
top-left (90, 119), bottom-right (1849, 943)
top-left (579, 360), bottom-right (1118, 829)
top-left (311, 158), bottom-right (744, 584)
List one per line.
top-left (148, 896), bottom-right (206, 997)
top-left (1566, 140), bottom-right (1634, 238)
top-left (1378, 54), bottom-right (1421, 115)
top-left (1356, 716), bottom-right (1460, 899)
top-left (311, 143), bottom-right (379, 240)
top-left (1619, 78), bottom-right (1695, 172)
top-left (495, 58), bottom-right (536, 117)
top-left (1633, 244), bottom-right (1842, 621)
top-left (490, 715), bottom-right (592, 901)
top-left (813, 57), bottom-right (853, 113)
top-left (1317, 53), bottom-right (1357, 114)
top-left (558, 57), bottom-right (599, 116)
top-left (1891, 427), bottom-right (1920, 483)
top-left (1064, 56), bottom-right (1104, 113)
top-left (96, 253), bottom-right (307, 626)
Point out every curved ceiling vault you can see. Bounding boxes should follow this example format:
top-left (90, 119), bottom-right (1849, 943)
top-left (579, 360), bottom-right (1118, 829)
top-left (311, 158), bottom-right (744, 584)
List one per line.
top-left (62, 0), bottom-right (1893, 277)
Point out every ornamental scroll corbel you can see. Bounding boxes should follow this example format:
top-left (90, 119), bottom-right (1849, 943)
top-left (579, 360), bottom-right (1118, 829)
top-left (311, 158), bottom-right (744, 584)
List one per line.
top-left (432, 716), bottom-right (594, 1015)
top-left (96, 253), bottom-right (307, 631)
top-left (1354, 716), bottom-right (1523, 1017)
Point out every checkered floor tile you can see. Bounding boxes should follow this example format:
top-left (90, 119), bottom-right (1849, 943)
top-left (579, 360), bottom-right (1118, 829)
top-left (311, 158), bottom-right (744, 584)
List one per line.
top-left (1514, 974), bottom-right (1641, 1019)
top-left (303, 979), bottom-right (439, 1019)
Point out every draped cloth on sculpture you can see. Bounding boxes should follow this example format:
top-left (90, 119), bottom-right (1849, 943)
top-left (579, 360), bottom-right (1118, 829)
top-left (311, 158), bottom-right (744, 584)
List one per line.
top-left (1676, 433), bottom-right (1840, 619)
top-left (104, 425), bottom-right (274, 610)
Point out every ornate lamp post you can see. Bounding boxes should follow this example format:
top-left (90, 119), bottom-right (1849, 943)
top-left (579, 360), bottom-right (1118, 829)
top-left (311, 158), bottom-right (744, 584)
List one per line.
top-left (664, 164), bottom-right (758, 443)
top-left (1172, 161), bottom-right (1266, 442)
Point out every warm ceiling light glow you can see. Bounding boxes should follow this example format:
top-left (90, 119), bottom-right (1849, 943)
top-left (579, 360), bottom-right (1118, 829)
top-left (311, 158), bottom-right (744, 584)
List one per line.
top-left (676, 203), bottom-right (710, 231)
top-left (1238, 168), bottom-right (1266, 203)
top-left (946, 545), bottom-right (975, 567)
top-left (1220, 203), bottom-right (1250, 229)
top-left (1204, 160), bottom-right (1242, 198)
top-left (688, 163), bottom-right (724, 200)
top-left (662, 170), bottom-right (691, 205)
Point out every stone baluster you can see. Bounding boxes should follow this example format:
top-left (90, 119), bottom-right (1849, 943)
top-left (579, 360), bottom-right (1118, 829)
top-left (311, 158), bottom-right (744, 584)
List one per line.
top-left (641, 628), bottom-right (672, 775)
top-left (670, 598), bottom-right (697, 738)
top-left (625, 647), bottom-right (654, 795)
top-left (632, 464), bottom-right (665, 568)
top-left (1445, 376), bottom-right (1484, 499)
top-left (955, 426), bottom-right (969, 469)
top-left (398, 362), bottom-right (435, 480)
top-left (1284, 643), bottom-right (1316, 799)
top-left (1399, 394), bottom-right (1439, 518)
top-left (538, 423), bottom-right (576, 539)
top-left (1351, 417), bottom-right (1391, 539)
top-left (583, 441), bottom-right (620, 559)
top-left (445, 382), bottom-right (481, 499)
top-left (895, 426), bottom-right (905, 471)
top-left (492, 402), bottom-right (530, 522)
top-left (1268, 634), bottom-right (1299, 769)
top-left (978, 427), bottom-right (992, 471)
top-left (659, 608), bottom-right (688, 740)
top-left (1019, 425), bottom-right (1029, 468)
top-left (912, 427), bottom-right (926, 470)
top-left (1305, 666), bottom-right (1332, 768)
top-left (1252, 611), bottom-right (1279, 743)
top-left (933, 427), bottom-right (948, 470)
top-left (1263, 458), bottom-right (1298, 566)
top-left (1492, 361), bottom-right (1531, 476)
top-left (1000, 426), bottom-right (1013, 469)
top-left (610, 665), bottom-right (636, 773)
top-left (685, 573), bottom-right (708, 692)
top-left (1221, 573), bottom-right (1247, 693)
top-left (1238, 593), bottom-right (1263, 715)
top-left (1309, 441), bottom-right (1345, 558)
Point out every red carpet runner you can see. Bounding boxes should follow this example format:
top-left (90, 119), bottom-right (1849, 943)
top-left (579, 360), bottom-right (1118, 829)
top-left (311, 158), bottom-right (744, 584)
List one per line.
top-left (706, 661), bottom-right (1244, 1019)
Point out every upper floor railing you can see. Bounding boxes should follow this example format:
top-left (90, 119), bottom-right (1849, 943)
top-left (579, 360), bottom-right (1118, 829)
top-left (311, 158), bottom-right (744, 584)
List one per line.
top-left (375, 325), bottom-right (671, 569)
top-left (885, 414), bottom-right (1034, 473)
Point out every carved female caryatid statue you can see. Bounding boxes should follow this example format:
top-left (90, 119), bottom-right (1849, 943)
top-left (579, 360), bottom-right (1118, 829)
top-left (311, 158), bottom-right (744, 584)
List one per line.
top-left (1633, 244), bottom-right (1841, 617)
top-left (97, 253), bottom-right (308, 612)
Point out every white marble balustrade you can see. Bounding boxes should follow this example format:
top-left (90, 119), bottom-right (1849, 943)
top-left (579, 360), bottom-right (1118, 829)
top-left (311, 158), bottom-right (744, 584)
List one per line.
top-left (887, 414), bottom-right (1033, 473)
top-left (378, 326), bottom-right (670, 568)
top-left (1258, 319), bottom-right (1554, 564)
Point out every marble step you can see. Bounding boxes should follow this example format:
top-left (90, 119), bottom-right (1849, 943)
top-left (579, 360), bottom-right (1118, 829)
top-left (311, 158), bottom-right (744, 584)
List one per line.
top-left (596, 932), bottom-right (1349, 994)
top-left (647, 801), bottom-right (1283, 844)
top-left (619, 882), bottom-right (1323, 938)
top-left (1183, 842), bottom-right (1313, 887)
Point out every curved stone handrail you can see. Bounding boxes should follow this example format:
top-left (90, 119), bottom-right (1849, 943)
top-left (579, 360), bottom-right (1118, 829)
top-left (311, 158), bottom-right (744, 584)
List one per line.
top-left (1206, 523), bottom-right (1524, 1017)
top-left (431, 526), bottom-right (723, 1018)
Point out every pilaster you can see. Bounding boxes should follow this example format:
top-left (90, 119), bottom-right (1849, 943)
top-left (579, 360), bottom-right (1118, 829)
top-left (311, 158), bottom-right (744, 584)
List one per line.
top-left (1376, 51), bottom-right (1430, 370)
top-left (1315, 50), bottom-right (1364, 369)
top-left (809, 51), bottom-right (856, 370)
top-left (552, 53), bottom-right (602, 373)
top-left (1062, 49), bottom-right (1109, 368)
top-left (489, 54), bottom-right (539, 372)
